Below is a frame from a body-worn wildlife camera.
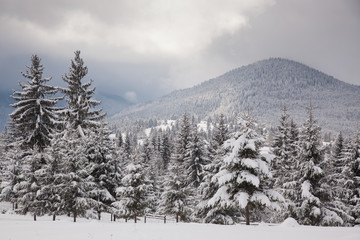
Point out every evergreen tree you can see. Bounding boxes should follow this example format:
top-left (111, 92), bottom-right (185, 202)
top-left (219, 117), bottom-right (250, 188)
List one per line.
top-left (196, 114), bottom-right (230, 224)
top-left (112, 155), bottom-right (152, 222)
top-left (341, 130), bottom-right (360, 225)
top-left (61, 50), bottom-right (105, 136)
top-left (56, 129), bottom-right (97, 222)
top-left (173, 113), bottom-right (191, 164)
top-left (332, 132), bottom-right (344, 160)
top-left (0, 142), bottom-right (23, 210)
top-left (159, 158), bottom-right (193, 222)
top-left (159, 134), bottom-right (172, 170)
top-left (205, 113), bottom-right (283, 225)
top-left (211, 114), bottom-right (228, 151)
top-left (271, 105), bottom-right (297, 220)
top-left (294, 104), bottom-right (343, 226)
top-left (184, 126), bottom-right (209, 188)
top-left (17, 148), bottom-right (46, 221)
top-left (9, 54), bottom-right (62, 151)
top-left (38, 133), bottom-right (64, 221)
top-left (86, 125), bottom-right (120, 220)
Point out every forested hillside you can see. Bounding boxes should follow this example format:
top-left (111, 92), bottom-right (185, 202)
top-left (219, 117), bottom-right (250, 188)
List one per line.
top-left (110, 58), bottom-right (360, 134)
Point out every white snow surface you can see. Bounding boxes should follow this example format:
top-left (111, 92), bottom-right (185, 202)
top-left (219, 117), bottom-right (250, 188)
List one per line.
top-left (0, 213), bottom-right (359, 240)
top-left (280, 217), bottom-right (300, 227)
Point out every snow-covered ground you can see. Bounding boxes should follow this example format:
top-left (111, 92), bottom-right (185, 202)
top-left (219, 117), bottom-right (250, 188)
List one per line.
top-left (0, 213), bottom-right (359, 240)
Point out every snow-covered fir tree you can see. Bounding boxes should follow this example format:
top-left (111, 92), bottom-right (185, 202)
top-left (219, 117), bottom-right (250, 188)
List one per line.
top-left (0, 142), bottom-right (24, 210)
top-left (112, 155), bottom-right (152, 222)
top-left (341, 130), bottom-right (360, 225)
top-left (196, 115), bottom-right (231, 224)
top-left (271, 105), bottom-right (297, 220)
top-left (61, 50), bottom-right (105, 136)
top-left (184, 126), bottom-right (209, 188)
top-left (85, 125), bottom-right (120, 220)
top-left (204, 113), bottom-right (283, 225)
top-left (17, 148), bottom-right (46, 221)
top-left (294, 104), bottom-right (343, 226)
top-left (56, 129), bottom-right (97, 222)
top-left (332, 132), bottom-right (345, 160)
top-left (173, 113), bottom-right (192, 164)
top-left (9, 54), bottom-right (62, 151)
top-left (37, 133), bottom-right (64, 221)
top-left (159, 157), bottom-right (193, 222)
top-left (159, 134), bottom-right (172, 170)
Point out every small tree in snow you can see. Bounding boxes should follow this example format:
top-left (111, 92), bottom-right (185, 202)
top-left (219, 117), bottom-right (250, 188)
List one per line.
top-left (159, 158), bottom-right (193, 222)
top-left (112, 155), bottom-right (152, 222)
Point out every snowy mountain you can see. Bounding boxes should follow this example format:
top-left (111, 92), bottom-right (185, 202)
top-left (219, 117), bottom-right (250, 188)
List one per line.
top-left (110, 58), bottom-right (360, 134)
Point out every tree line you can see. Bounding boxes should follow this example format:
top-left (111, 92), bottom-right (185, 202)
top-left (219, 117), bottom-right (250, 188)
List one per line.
top-left (0, 52), bottom-right (359, 226)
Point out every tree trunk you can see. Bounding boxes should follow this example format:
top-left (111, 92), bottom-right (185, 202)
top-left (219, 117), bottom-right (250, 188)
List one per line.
top-left (15, 202), bottom-right (18, 209)
top-left (53, 214), bottom-right (56, 221)
top-left (98, 211), bottom-right (101, 220)
top-left (134, 215), bottom-right (137, 223)
top-left (176, 213), bottom-right (179, 223)
top-left (73, 211), bottom-right (77, 222)
top-left (114, 215), bottom-right (116, 222)
top-left (34, 214), bottom-right (37, 221)
top-left (245, 204), bottom-right (250, 225)
top-left (12, 202), bottom-right (15, 210)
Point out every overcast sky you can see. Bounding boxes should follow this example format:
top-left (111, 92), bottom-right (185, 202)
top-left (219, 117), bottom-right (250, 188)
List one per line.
top-left (0, 0), bottom-right (359, 103)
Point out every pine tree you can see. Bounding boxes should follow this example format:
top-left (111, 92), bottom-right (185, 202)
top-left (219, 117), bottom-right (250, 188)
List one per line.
top-left (0, 142), bottom-right (23, 210)
top-left (112, 155), bottom-right (152, 222)
top-left (211, 114), bottom-right (228, 151)
top-left (294, 104), bottom-right (343, 226)
top-left (206, 113), bottom-right (283, 225)
top-left (184, 126), bottom-right (209, 188)
top-left (341, 130), bottom-right (360, 225)
top-left (332, 132), bottom-right (345, 160)
top-left (61, 50), bottom-right (105, 137)
top-left (56, 129), bottom-right (97, 222)
top-left (17, 148), bottom-right (46, 221)
top-left (159, 134), bottom-right (172, 170)
top-left (159, 158), bottom-right (193, 222)
top-left (38, 133), bottom-right (64, 221)
top-left (173, 113), bottom-right (191, 164)
top-left (271, 105), bottom-right (297, 220)
top-left (9, 54), bottom-right (62, 151)
top-left (196, 114), bottom-right (230, 224)
top-left (86, 125), bottom-right (119, 220)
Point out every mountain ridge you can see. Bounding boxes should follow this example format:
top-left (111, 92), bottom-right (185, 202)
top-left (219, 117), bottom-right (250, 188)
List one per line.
top-left (110, 58), bottom-right (360, 134)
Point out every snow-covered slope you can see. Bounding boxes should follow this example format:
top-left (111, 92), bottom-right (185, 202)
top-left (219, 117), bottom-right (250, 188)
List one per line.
top-left (0, 213), bottom-right (359, 240)
top-left (110, 58), bottom-right (360, 134)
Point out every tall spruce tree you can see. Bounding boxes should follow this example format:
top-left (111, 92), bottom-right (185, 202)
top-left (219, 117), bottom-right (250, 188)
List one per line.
top-left (56, 129), bottom-right (97, 222)
top-left (61, 50), bottom-right (105, 136)
top-left (184, 126), bottom-right (209, 188)
top-left (196, 115), bottom-right (231, 224)
top-left (271, 105), bottom-right (297, 220)
top-left (294, 104), bottom-right (343, 226)
top-left (159, 157), bottom-right (193, 222)
top-left (10, 54), bottom-right (62, 151)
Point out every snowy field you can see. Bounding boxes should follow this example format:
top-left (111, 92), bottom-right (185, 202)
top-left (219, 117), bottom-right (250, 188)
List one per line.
top-left (0, 213), bottom-right (359, 240)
